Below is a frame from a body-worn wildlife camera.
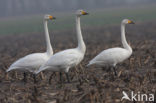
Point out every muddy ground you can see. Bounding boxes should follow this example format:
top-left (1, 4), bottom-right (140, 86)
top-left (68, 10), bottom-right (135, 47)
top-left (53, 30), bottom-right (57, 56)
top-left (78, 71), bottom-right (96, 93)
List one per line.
top-left (0, 21), bottom-right (156, 103)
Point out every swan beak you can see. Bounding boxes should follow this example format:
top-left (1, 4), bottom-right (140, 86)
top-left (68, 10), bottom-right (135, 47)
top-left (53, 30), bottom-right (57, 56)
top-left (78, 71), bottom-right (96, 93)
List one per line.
top-left (49, 16), bottom-right (56, 20)
top-left (128, 20), bottom-right (135, 24)
top-left (82, 11), bottom-right (89, 15)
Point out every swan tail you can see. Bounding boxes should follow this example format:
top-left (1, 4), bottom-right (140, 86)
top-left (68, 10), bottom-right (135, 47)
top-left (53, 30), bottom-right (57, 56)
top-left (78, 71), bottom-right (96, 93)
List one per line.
top-left (6, 68), bottom-right (11, 72)
top-left (87, 62), bottom-right (93, 67)
top-left (87, 63), bottom-right (91, 67)
top-left (6, 66), bottom-right (16, 72)
top-left (35, 69), bottom-right (42, 74)
top-left (35, 66), bottom-right (47, 74)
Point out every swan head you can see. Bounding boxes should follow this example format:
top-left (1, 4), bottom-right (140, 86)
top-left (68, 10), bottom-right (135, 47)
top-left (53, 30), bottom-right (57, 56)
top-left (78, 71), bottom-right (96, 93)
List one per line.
top-left (44, 15), bottom-right (56, 20)
top-left (122, 19), bottom-right (135, 24)
top-left (76, 10), bottom-right (89, 16)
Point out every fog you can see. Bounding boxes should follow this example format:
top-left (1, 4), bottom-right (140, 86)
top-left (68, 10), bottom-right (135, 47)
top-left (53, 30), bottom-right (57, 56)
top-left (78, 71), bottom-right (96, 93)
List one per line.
top-left (0, 0), bottom-right (155, 17)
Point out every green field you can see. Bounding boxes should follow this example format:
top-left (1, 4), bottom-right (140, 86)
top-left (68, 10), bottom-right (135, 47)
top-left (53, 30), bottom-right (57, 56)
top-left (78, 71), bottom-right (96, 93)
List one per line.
top-left (0, 4), bottom-right (156, 35)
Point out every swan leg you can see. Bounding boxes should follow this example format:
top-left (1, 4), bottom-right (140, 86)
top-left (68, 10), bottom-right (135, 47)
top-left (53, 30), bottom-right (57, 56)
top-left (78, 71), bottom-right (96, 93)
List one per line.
top-left (49, 74), bottom-right (52, 84)
top-left (59, 72), bottom-right (63, 82)
top-left (102, 67), bottom-right (105, 71)
top-left (74, 66), bottom-right (79, 80)
top-left (14, 71), bottom-right (18, 79)
top-left (33, 74), bottom-right (37, 84)
top-left (49, 73), bottom-right (55, 84)
top-left (5, 72), bottom-right (9, 81)
top-left (40, 72), bottom-right (45, 80)
top-left (33, 85), bottom-right (38, 95)
top-left (65, 73), bottom-right (70, 83)
top-left (23, 72), bottom-right (27, 83)
top-left (113, 67), bottom-right (117, 76)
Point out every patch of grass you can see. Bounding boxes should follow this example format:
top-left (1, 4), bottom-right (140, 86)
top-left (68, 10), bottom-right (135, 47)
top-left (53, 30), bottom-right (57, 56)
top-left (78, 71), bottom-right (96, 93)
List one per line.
top-left (0, 4), bottom-right (156, 35)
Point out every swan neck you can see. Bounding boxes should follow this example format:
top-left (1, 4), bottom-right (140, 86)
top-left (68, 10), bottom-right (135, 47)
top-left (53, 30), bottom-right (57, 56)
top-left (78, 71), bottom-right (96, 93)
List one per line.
top-left (121, 23), bottom-right (132, 53)
top-left (44, 20), bottom-right (53, 56)
top-left (76, 16), bottom-right (86, 53)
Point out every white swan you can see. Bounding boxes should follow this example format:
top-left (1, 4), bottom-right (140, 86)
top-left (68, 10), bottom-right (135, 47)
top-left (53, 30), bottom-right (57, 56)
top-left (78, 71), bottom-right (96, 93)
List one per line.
top-left (87, 19), bottom-right (134, 76)
top-left (35, 10), bottom-right (88, 82)
top-left (6, 15), bottom-right (56, 82)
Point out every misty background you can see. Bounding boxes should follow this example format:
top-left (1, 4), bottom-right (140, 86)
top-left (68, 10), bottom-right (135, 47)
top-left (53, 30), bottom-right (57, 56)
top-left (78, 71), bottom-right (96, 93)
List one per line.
top-left (0, 0), bottom-right (156, 17)
top-left (0, 0), bottom-right (155, 35)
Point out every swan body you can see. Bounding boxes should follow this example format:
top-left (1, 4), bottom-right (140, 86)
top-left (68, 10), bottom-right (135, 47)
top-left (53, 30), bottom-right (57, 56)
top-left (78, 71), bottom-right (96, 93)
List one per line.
top-left (36, 10), bottom-right (88, 76)
top-left (88, 47), bottom-right (131, 67)
top-left (88, 19), bottom-right (134, 73)
top-left (7, 15), bottom-right (56, 74)
top-left (36, 48), bottom-right (84, 73)
top-left (7, 53), bottom-right (49, 73)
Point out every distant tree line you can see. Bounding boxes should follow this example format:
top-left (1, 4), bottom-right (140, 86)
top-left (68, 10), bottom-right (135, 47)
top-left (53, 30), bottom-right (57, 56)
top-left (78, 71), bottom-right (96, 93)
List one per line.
top-left (0, 0), bottom-right (155, 17)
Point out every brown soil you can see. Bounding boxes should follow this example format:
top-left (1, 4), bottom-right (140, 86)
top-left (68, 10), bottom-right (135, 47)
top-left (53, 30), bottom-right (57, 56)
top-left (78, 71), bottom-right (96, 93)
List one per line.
top-left (0, 21), bottom-right (155, 103)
